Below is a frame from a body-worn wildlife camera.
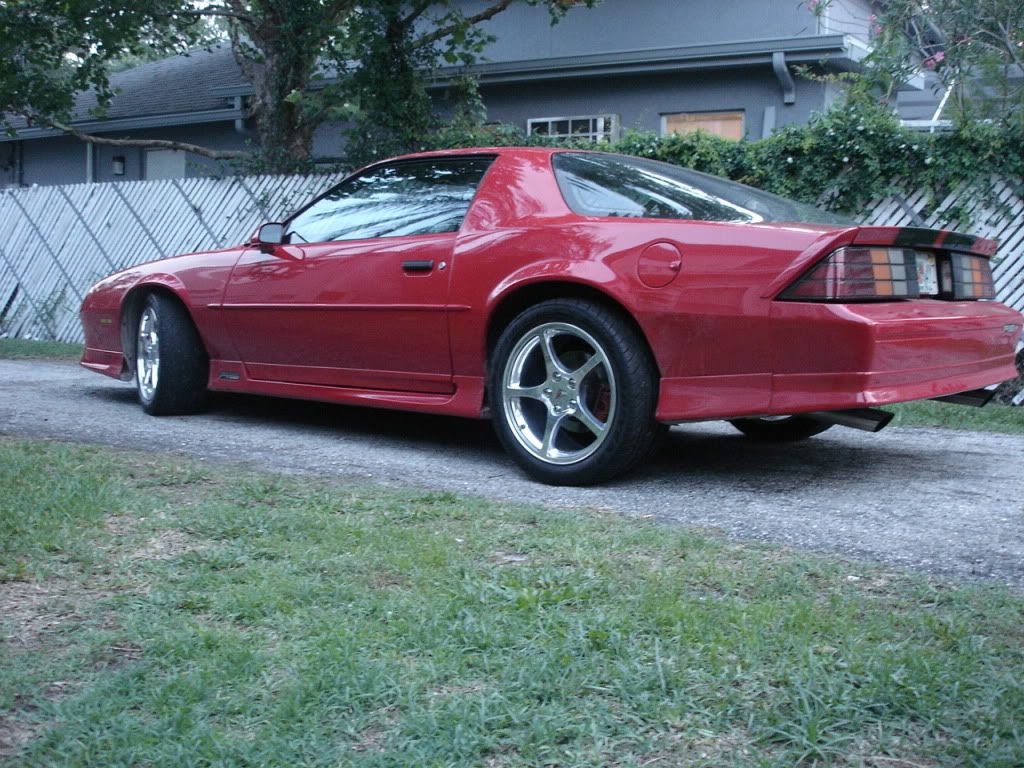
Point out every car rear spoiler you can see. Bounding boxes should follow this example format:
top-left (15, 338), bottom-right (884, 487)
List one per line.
top-left (851, 226), bottom-right (998, 257)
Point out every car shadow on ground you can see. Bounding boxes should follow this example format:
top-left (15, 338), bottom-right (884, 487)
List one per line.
top-left (90, 385), bottom-right (917, 488)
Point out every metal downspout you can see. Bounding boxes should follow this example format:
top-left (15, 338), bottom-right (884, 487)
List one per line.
top-left (772, 51), bottom-right (796, 105)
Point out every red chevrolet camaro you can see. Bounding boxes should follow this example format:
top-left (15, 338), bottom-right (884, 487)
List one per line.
top-left (80, 147), bottom-right (1022, 484)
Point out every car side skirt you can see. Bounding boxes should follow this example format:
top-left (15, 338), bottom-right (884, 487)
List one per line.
top-left (206, 360), bottom-right (487, 418)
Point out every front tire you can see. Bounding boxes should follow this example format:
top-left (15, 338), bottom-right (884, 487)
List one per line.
top-left (728, 415), bottom-right (832, 442)
top-left (490, 299), bottom-right (660, 486)
top-left (135, 293), bottom-right (208, 416)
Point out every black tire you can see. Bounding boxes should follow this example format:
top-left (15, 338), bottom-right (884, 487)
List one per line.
top-left (489, 298), bottom-right (660, 486)
top-left (134, 293), bottom-right (209, 416)
top-left (728, 415), bottom-right (832, 442)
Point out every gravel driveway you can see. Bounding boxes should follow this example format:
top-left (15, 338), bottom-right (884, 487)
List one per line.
top-left (3, 359), bottom-right (1022, 586)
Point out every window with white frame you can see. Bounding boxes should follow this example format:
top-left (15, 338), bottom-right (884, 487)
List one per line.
top-left (527, 115), bottom-right (619, 142)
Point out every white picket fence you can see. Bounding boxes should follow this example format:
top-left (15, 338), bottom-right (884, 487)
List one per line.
top-left (0, 172), bottom-right (1022, 344)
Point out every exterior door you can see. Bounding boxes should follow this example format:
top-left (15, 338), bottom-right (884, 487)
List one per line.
top-left (220, 156), bottom-right (494, 394)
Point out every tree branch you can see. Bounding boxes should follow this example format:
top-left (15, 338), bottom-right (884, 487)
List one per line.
top-left (412, 0), bottom-right (512, 49)
top-left (402, 0), bottom-right (435, 29)
top-left (159, 8), bottom-right (255, 23)
top-left (23, 112), bottom-right (248, 160)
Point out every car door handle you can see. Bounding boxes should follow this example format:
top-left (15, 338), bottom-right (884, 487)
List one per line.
top-left (402, 260), bottom-right (434, 273)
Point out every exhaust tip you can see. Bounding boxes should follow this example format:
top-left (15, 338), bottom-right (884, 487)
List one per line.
top-left (930, 388), bottom-right (995, 408)
top-left (808, 408), bottom-right (894, 433)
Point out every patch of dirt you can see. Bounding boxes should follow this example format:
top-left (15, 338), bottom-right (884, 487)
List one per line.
top-left (92, 642), bottom-right (144, 670)
top-left (350, 725), bottom-right (387, 753)
top-left (490, 551), bottom-right (529, 566)
top-left (625, 729), bottom-right (763, 767)
top-left (0, 713), bottom-right (39, 761)
top-left (0, 579), bottom-right (118, 650)
top-left (367, 569), bottom-right (409, 589)
top-left (350, 708), bottom-right (398, 754)
top-left (861, 756), bottom-right (939, 768)
top-left (427, 681), bottom-right (486, 698)
top-left (127, 529), bottom-right (198, 562)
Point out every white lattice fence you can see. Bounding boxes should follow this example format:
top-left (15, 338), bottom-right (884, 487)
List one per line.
top-left (0, 173), bottom-right (342, 343)
top-left (1, 172), bottom-right (1022, 345)
top-left (859, 176), bottom-right (1024, 312)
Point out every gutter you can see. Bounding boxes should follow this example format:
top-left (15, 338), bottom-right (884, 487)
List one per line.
top-left (0, 106), bottom-right (245, 143)
top-left (207, 34), bottom-right (862, 97)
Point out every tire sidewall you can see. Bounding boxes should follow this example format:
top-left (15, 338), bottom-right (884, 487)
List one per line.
top-left (489, 299), bottom-right (657, 485)
top-left (135, 293), bottom-right (208, 416)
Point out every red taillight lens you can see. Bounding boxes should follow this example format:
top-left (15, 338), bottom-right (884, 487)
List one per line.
top-left (951, 254), bottom-right (996, 299)
top-left (780, 247), bottom-right (919, 301)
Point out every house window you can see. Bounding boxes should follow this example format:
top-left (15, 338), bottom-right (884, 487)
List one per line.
top-left (662, 111), bottom-right (745, 141)
top-left (527, 115), bottom-right (619, 143)
top-left (145, 149), bottom-right (186, 180)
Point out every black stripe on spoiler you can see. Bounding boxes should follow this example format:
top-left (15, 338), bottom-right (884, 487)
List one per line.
top-left (889, 227), bottom-right (992, 254)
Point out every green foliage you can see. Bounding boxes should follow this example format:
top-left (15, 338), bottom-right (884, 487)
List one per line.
top-left (866, 0), bottom-right (1024, 123)
top-left (431, 91), bottom-right (1024, 215)
top-left (0, 0), bottom-right (201, 132)
top-left (335, 1), bottom-right (599, 169)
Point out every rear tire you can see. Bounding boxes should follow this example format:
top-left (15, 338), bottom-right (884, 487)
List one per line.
top-left (135, 293), bottom-right (208, 416)
top-left (490, 298), bottom-right (660, 486)
top-left (728, 415), bottom-right (831, 442)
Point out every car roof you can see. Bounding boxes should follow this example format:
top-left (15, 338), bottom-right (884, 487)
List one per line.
top-left (387, 146), bottom-right (571, 162)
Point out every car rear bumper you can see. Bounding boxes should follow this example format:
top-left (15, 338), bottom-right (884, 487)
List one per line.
top-left (656, 300), bottom-right (1023, 422)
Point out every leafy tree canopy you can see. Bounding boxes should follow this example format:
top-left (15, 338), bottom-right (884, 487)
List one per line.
top-left (0, 0), bottom-right (594, 171)
top-left (829, 0), bottom-right (1024, 124)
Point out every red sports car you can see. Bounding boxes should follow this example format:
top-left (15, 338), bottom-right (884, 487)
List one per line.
top-left (80, 148), bottom-right (1022, 484)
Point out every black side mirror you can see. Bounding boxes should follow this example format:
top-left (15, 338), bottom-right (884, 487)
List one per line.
top-left (257, 222), bottom-right (285, 246)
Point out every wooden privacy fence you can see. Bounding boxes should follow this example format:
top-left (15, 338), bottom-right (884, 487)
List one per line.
top-left (0, 172), bottom-right (1022, 345)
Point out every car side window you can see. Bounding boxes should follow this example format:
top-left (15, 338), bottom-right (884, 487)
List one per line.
top-left (285, 157), bottom-right (495, 244)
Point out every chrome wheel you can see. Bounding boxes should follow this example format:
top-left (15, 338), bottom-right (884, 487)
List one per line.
top-left (136, 305), bottom-right (160, 404)
top-left (501, 322), bottom-right (616, 465)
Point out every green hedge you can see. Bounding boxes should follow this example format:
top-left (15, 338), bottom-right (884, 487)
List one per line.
top-left (429, 100), bottom-right (1024, 215)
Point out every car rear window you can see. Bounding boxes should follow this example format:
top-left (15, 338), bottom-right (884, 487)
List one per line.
top-left (552, 152), bottom-right (853, 225)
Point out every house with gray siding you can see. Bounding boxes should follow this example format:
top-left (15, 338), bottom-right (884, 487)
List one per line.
top-left (3, 0), bottom-right (930, 188)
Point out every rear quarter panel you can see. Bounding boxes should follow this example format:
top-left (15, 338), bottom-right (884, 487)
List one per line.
top-left (450, 151), bottom-right (848, 385)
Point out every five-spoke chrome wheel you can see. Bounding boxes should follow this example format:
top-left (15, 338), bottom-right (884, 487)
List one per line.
top-left (501, 322), bottom-right (616, 465)
top-left (490, 299), bottom-right (660, 486)
top-left (136, 305), bottom-right (160, 404)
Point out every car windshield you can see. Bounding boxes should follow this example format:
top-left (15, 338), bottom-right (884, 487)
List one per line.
top-left (553, 152), bottom-right (854, 226)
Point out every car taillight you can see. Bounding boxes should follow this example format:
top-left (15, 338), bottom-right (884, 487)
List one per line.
top-left (780, 247), bottom-right (919, 301)
top-left (951, 254), bottom-right (996, 299)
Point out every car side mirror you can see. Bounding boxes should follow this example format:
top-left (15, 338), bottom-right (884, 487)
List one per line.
top-left (257, 222), bottom-right (285, 246)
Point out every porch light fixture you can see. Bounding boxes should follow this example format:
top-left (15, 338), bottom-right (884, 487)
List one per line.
top-left (112, 156), bottom-right (126, 176)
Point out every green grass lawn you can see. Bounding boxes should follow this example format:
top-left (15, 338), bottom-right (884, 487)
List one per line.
top-left (884, 400), bottom-right (1024, 435)
top-left (1, 438), bottom-right (1022, 767)
top-left (0, 338), bottom-right (81, 360)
